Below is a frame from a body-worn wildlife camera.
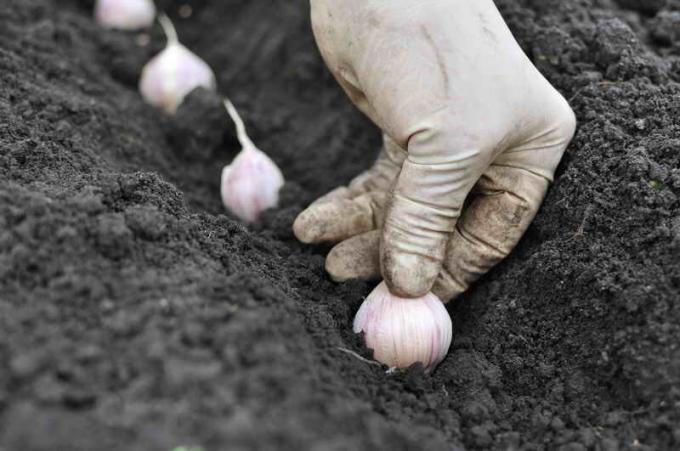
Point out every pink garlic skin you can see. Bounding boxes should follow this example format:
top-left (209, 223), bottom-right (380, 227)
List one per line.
top-left (139, 44), bottom-right (217, 114)
top-left (95, 0), bottom-right (156, 30)
top-left (221, 146), bottom-right (285, 223)
top-left (353, 282), bottom-right (453, 373)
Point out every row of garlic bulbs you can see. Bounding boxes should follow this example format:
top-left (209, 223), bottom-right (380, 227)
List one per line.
top-left (95, 0), bottom-right (284, 224)
top-left (95, 0), bottom-right (452, 374)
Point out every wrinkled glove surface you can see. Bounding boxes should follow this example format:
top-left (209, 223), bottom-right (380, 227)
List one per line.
top-left (295, 0), bottom-right (577, 301)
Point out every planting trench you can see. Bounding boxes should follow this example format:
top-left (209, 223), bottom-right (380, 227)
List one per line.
top-left (0, 0), bottom-right (679, 450)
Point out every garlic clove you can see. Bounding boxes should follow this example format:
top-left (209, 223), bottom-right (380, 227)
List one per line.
top-left (353, 282), bottom-right (452, 373)
top-left (139, 14), bottom-right (216, 114)
top-left (139, 45), bottom-right (217, 114)
top-left (95, 0), bottom-right (156, 30)
top-left (220, 100), bottom-right (285, 223)
top-left (221, 148), bottom-right (285, 223)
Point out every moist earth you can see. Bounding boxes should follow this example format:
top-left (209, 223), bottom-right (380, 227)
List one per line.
top-left (1, 0), bottom-right (679, 450)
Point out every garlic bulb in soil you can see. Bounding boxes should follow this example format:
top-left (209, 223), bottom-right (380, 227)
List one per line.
top-left (139, 14), bottom-right (216, 114)
top-left (95, 0), bottom-right (156, 30)
top-left (221, 99), bottom-right (285, 223)
top-left (353, 282), bottom-right (452, 373)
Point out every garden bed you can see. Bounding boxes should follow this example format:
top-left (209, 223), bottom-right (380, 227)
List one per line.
top-left (1, 0), bottom-right (679, 449)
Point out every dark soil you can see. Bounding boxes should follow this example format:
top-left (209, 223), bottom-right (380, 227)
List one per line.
top-left (1, 0), bottom-right (679, 450)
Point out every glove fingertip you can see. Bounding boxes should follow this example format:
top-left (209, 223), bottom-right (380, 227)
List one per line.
top-left (326, 232), bottom-right (381, 282)
top-left (381, 251), bottom-right (440, 298)
top-left (325, 252), bottom-right (354, 282)
top-left (293, 209), bottom-right (321, 243)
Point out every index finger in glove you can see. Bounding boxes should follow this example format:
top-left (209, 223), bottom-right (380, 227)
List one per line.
top-left (293, 135), bottom-right (404, 244)
top-left (294, 192), bottom-right (388, 244)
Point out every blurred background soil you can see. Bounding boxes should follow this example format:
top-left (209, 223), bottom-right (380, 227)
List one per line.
top-left (0, 0), bottom-right (679, 449)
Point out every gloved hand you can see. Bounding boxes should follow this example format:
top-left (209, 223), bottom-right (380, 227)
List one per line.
top-left (294, 0), bottom-right (576, 301)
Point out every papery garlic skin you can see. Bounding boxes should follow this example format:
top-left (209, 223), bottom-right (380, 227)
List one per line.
top-left (221, 100), bottom-right (285, 223)
top-left (353, 282), bottom-right (452, 373)
top-left (139, 15), bottom-right (216, 114)
top-left (95, 0), bottom-right (156, 30)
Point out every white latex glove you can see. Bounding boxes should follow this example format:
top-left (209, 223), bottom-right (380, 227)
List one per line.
top-left (294, 0), bottom-right (576, 301)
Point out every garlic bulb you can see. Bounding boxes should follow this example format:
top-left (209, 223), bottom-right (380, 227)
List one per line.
top-left (353, 282), bottom-right (452, 373)
top-left (221, 100), bottom-right (285, 223)
top-left (95, 0), bottom-right (156, 30)
top-left (139, 14), bottom-right (216, 114)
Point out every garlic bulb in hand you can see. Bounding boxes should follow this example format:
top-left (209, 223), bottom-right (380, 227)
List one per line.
top-left (221, 100), bottom-right (285, 223)
top-left (139, 14), bottom-right (216, 114)
top-left (353, 282), bottom-right (452, 373)
top-left (95, 0), bottom-right (156, 30)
